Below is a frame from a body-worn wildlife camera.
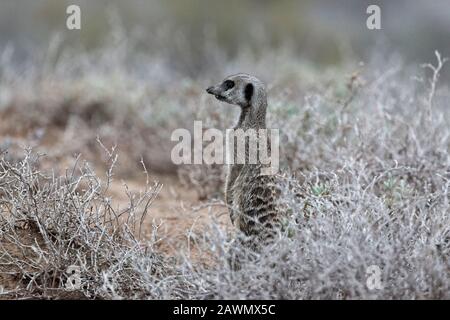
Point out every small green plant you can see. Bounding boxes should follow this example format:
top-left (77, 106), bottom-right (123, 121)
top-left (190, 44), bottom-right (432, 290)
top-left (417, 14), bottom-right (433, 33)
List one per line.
top-left (311, 183), bottom-right (328, 196)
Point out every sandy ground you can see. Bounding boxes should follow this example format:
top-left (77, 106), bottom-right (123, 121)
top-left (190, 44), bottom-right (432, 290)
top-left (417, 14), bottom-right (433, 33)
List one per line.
top-left (107, 172), bottom-right (232, 254)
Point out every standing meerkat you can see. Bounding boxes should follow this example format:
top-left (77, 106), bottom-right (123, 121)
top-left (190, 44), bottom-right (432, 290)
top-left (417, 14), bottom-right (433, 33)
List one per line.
top-left (206, 73), bottom-right (291, 251)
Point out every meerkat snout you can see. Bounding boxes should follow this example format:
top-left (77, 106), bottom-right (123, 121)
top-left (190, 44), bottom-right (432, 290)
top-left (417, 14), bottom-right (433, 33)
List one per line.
top-left (205, 81), bottom-right (231, 103)
top-left (206, 74), bottom-right (261, 108)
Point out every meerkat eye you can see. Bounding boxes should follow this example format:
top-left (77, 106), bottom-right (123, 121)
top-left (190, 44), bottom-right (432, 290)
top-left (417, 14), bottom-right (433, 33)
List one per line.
top-left (244, 83), bottom-right (254, 102)
top-left (223, 80), bottom-right (235, 90)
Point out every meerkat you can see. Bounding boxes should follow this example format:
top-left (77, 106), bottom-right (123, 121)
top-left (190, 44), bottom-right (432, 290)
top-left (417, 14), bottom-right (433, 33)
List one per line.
top-left (206, 73), bottom-right (291, 251)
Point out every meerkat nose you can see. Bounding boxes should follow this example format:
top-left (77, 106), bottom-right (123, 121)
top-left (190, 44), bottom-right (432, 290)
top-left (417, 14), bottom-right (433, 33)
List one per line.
top-left (206, 86), bottom-right (214, 94)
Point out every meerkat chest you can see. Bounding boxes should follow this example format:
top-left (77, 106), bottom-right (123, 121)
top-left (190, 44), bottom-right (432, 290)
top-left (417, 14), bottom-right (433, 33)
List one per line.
top-left (229, 167), bottom-right (255, 202)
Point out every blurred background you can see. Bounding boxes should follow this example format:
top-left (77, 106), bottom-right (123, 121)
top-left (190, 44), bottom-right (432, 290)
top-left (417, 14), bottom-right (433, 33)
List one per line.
top-left (0, 0), bottom-right (449, 180)
top-left (1, 0), bottom-right (449, 77)
top-left (0, 0), bottom-right (449, 178)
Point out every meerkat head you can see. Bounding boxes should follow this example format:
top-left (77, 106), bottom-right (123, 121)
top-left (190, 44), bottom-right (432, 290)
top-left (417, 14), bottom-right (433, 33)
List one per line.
top-left (206, 73), bottom-right (266, 108)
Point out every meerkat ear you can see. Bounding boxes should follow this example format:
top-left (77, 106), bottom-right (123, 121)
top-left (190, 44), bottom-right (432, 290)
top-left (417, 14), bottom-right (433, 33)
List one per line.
top-left (244, 83), bottom-right (254, 103)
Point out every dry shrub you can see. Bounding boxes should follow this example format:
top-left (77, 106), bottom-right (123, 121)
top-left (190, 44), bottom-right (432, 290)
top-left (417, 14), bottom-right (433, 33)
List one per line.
top-left (0, 148), bottom-right (190, 299)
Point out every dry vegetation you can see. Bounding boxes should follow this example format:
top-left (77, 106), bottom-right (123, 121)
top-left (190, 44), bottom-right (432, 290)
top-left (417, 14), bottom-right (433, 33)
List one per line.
top-left (0, 29), bottom-right (449, 299)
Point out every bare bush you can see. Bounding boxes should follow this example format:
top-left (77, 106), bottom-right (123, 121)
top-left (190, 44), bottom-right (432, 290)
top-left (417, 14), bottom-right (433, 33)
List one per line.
top-left (0, 148), bottom-right (194, 299)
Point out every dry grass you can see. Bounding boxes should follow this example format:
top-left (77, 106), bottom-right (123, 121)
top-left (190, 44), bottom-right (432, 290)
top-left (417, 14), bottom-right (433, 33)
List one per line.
top-left (0, 30), bottom-right (449, 299)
